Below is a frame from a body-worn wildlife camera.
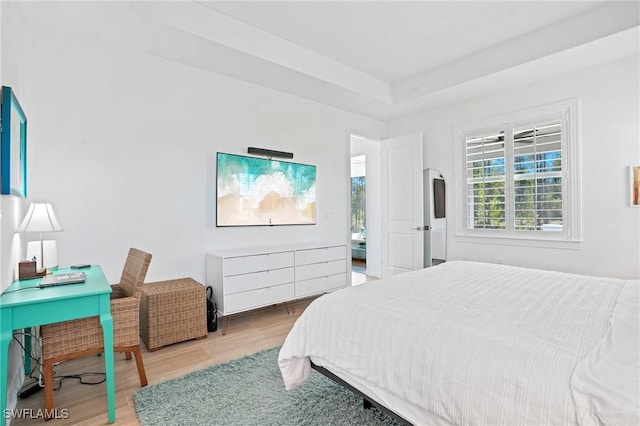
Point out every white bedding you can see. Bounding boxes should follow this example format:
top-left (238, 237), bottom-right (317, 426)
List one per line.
top-left (278, 261), bottom-right (639, 425)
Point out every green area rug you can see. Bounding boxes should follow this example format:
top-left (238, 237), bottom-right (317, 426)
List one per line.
top-left (133, 346), bottom-right (398, 426)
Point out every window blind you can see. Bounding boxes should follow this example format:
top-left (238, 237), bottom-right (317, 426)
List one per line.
top-left (458, 98), bottom-right (578, 244)
top-left (513, 121), bottom-right (563, 232)
top-left (465, 131), bottom-right (506, 230)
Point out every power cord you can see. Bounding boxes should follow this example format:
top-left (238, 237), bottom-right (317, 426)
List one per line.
top-left (12, 332), bottom-right (106, 398)
top-left (13, 332), bottom-right (44, 398)
top-left (2, 286), bottom-right (40, 294)
top-left (51, 372), bottom-right (106, 391)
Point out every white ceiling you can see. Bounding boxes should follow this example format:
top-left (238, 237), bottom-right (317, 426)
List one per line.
top-left (202, 1), bottom-right (604, 83)
top-left (22, 1), bottom-right (640, 120)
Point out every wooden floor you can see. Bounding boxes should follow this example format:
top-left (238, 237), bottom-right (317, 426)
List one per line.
top-left (352, 259), bottom-right (366, 269)
top-left (12, 271), bottom-right (378, 426)
top-left (11, 298), bottom-right (318, 426)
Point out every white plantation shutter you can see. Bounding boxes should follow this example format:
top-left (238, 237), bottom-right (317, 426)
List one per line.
top-left (464, 121), bottom-right (565, 234)
top-left (513, 121), bottom-right (563, 232)
top-left (465, 131), bottom-right (506, 230)
top-left (458, 99), bottom-right (580, 245)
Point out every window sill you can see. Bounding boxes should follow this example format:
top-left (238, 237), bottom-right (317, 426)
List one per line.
top-left (454, 234), bottom-right (583, 250)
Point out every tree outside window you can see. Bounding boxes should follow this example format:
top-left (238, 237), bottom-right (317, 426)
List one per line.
top-left (351, 176), bottom-right (366, 235)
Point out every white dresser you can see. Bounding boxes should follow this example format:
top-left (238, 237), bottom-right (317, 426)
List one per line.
top-left (295, 245), bottom-right (347, 298)
top-left (206, 242), bottom-right (347, 334)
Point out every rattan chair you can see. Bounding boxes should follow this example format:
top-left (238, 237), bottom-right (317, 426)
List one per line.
top-left (40, 248), bottom-right (152, 419)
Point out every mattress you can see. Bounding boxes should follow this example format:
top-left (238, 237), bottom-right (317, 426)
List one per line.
top-left (278, 261), bottom-right (639, 425)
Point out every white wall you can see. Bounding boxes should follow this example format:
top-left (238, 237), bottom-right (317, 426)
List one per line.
top-left (387, 54), bottom-right (640, 279)
top-left (1, 3), bottom-right (31, 420)
top-left (8, 3), bottom-right (383, 284)
top-left (0, 0), bottom-right (29, 294)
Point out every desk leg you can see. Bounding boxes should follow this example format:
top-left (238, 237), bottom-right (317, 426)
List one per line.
top-left (1, 309), bottom-right (13, 426)
top-left (24, 329), bottom-right (31, 375)
top-left (99, 298), bottom-right (116, 424)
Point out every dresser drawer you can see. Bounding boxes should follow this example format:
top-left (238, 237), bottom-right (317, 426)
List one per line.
top-left (295, 245), bottom-right (346, 266)
top-left (225, 283), bottom-right (294, 314)
top-left (224, 267), bottom-right (294, 295)
top-left (295, 259), bottom-right (346, 281)
top-left (296, 273), bottom-right (346, 298)
top-left (224, 251), bottom-right (294, 276)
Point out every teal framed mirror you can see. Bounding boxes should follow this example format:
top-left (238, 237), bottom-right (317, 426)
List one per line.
top-left (1, 85), bottom-right (27, 197)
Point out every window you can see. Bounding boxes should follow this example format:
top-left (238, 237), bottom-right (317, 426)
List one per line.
top-left (466, 130), bottom-right (506, 230)
top-left (512, 121), bottom-right (563, 232)
top-left (351, 176), bottom-right (366, 234)
top-left (457, 99), bottom-right (581, 247)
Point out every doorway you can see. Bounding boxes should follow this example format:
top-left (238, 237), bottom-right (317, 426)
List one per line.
top-left (350, 135), bottom-right (382, 283)
top-left (351, 155), bottom-right (367, 283)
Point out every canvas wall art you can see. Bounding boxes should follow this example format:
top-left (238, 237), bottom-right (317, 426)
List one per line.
top-left (216, 152), bottom-right (317, 226)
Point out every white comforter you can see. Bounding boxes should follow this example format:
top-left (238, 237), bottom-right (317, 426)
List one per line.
top-left (278, 261), bottom-right (639, 425)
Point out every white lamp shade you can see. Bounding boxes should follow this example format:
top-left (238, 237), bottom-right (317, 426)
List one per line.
top-left (26, 240), bottom-right (58, 269)
top-left (17, 203), bottom-right (63, 233)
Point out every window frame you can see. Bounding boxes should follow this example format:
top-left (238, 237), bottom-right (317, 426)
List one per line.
top-left (454, 98), bottom-right (582, 249)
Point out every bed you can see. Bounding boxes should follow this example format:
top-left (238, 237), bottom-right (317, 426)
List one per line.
top-left (278, 261), bottom-right (639, 425)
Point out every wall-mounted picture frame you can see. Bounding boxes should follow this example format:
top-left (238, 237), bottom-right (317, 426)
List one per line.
top-left (216, 152), bottom-right (317, 226)
top-left (0, 85), bottom-right (28, 197)
top-left (631, 165), bottom-right (640, 207)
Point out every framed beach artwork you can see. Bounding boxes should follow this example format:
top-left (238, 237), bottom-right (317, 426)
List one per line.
top-left (0, 86), bottom-right (28, 197)
top-left (216, 152), bottom-right (317, 226)
top-left (632, 165), bottom-right (640, 207)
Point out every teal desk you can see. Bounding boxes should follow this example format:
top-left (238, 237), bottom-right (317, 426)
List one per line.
top-left (0, 266), bottom-right (115, 425)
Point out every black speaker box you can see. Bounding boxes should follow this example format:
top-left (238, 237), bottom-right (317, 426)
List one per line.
top-left (247, 147), bottom-right (293, 159)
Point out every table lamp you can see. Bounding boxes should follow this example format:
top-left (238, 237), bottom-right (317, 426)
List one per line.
top-left (17, 202), bottom-right (63, 273)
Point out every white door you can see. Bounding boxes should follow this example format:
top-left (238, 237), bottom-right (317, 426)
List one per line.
top-left (381, 133), bottom-right (424, 277)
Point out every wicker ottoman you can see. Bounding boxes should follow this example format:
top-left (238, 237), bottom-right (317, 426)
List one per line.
top-left (140, 278), bottom-right (208, 351)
